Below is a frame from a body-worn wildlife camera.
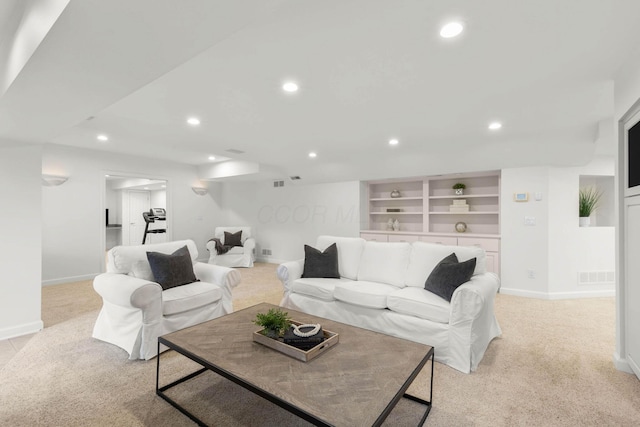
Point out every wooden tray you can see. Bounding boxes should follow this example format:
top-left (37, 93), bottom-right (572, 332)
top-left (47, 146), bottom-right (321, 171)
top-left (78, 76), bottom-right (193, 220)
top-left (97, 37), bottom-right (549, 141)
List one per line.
top-left (252, 320), bottom-right (339, 362)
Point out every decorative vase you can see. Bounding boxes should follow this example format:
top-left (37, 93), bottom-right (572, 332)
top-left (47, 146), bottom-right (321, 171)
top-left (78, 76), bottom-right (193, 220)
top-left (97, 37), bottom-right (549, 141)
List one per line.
top-left (390, 189), bottom-right (401, 198)
top-left (579, 217), bottom-right (590, 227)
top-left (387, 218), bottom-right (394, 230)
top-left (455, 188), bottom-right (464, 196)
top-left (455, 221), bottom-right (467, 233)
top-left (392, 219), bottom-right (400, 231)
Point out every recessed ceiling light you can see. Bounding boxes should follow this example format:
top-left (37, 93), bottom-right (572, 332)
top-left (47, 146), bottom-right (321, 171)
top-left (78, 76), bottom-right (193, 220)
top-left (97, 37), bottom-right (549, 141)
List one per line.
top-left (308, 152), bottom-right (317, 158)
top-left (488, 122), bottom-right (502, 130)
top-left (97, 134), bottom-right (108, 142)
top-left (440, 22), bottom-right (464, 38)
top-left (161, 185), bottom-right (166, 188)
top-left (105, 174), bottom-right (110, 177)
top-left (208, 156), bottom-right (216, 161)
top-left (144, 187), bottom-right (149, 190)
top-left (283, 82), bottom-right (299, 93)
top-left (389, 138), bottom-right (399, 146)
top-left (187, 117), bottom-right (201, 126)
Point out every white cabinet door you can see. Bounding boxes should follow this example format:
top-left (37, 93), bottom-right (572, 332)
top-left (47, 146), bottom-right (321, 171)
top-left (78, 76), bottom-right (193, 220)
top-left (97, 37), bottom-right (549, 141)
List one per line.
top-left (625, 196), bottom-right (640, 378)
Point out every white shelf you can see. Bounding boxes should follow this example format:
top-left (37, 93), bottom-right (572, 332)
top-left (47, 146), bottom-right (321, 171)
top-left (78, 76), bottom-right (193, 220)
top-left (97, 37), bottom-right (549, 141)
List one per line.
top-left (370, 197), bottom-right (423, 201)
top-left (371, 212), bottom-right (423, 215)
top-left (429, 194), bottom-right (499, 199)
top-left (430, 211), bottom-right (498, 215)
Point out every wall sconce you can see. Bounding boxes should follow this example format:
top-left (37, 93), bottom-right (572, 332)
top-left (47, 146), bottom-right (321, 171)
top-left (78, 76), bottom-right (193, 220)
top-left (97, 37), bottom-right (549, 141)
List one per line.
top-left (42, 174), bottom-right (69, 186)
top-left (191, 186), bottom-right (208, 196)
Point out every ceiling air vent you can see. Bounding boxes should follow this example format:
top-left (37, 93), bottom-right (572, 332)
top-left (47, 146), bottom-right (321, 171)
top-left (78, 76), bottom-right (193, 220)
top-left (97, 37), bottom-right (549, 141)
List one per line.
top-left (273, 180), bottom-right (284, 188)
top-left (289, 176), bottom-right (301, 181)
top-left (226, 149), bottom-right (245, 154)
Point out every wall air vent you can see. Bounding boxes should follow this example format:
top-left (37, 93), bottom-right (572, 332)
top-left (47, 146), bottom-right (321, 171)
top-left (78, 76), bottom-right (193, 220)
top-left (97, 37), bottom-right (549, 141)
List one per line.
top-left (578, 271), bottom-right (615, 286)
top-left (226, 149), bottom-right (245, 154)
top-left (273, 180), bottom-right (284, 188)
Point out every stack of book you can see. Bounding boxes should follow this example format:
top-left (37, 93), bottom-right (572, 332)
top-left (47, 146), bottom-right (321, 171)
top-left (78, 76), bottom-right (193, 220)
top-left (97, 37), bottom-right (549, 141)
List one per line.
top-left (449, 199), bottom-right (469, 212)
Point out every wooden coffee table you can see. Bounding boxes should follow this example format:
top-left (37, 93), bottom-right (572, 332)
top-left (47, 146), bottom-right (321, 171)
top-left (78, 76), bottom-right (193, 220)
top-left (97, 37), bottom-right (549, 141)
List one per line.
top-left (156, 303), bottom-right (433, 426)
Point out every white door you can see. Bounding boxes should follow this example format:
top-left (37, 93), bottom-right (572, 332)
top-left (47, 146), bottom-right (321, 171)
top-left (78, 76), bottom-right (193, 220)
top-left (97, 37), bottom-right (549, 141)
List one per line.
top-left (625, 195), bottom-right (640, 377)
top-left (122, 190), bottom-right (150, 245)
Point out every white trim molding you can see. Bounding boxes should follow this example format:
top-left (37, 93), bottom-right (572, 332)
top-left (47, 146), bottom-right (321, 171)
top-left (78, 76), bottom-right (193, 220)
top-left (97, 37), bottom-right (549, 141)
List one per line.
top-left (0, 320), bottom-right (43, 340)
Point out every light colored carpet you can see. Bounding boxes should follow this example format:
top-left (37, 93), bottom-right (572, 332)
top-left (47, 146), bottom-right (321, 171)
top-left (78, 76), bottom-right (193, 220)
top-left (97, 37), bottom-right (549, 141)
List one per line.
top-left (2, 263), bottom-right (640, 426)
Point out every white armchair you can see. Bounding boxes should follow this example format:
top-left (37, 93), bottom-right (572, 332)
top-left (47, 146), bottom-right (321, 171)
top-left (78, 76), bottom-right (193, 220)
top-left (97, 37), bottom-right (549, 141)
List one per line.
top-left (206, 226), bottom-right (255, 268)
top-left (92, 239), bottom-right (241, 360)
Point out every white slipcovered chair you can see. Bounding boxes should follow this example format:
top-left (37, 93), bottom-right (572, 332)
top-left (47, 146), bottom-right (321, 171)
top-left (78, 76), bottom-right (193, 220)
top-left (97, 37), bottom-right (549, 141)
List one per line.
top-left (206, 226), bottom-right (255, 268)
top-left (92, 239), bottom-right (241, 360)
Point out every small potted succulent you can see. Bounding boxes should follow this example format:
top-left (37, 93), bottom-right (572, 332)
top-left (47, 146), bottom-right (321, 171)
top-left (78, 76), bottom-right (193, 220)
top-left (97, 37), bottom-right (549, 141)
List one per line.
top-left (254, 308), bottom-right (291, 339)
top-left (453, 183), bottom-right (466, 195)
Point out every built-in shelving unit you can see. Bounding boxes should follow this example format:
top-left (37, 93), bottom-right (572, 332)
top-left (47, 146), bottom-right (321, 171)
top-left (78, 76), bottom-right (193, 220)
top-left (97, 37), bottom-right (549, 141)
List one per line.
top-left (361, 171), bottom-right (501, 275)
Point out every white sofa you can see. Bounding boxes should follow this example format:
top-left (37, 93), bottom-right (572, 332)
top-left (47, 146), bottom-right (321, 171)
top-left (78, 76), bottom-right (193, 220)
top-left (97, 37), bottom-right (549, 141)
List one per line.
top-left (93, 239), bottom-right (241, 360)
top-left (206, 226), bottom-right (256, 268)
top-left (277, 236), bottom-right (502, 373)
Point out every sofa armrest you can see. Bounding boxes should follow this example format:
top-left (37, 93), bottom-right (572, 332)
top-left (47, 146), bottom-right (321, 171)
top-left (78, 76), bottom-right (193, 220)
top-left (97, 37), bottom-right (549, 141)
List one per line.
top-left (449, 272), bottom-right (500, 325)
top-left (193, 262), bottom-right (241, 313)
top-left (243, 237), bottom-right (256, 252)
top-left (93, 273), bottom-right (162, 309)
top-left (205, 240), bottom-right (218, 263)
top-left (276, 259), bottom-right (304, 294)
top-left (194, 262), bottom-right (241, 289)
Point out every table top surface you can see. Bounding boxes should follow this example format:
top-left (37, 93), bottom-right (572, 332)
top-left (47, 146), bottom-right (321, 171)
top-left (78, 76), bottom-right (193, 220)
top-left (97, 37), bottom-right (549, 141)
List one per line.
top-left (160, 302), bottom-right (433, 426)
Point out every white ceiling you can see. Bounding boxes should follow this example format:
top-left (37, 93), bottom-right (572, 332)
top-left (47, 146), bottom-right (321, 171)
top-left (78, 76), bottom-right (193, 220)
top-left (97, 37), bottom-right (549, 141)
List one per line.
top-left (2, 0), bottom-right (640, 183)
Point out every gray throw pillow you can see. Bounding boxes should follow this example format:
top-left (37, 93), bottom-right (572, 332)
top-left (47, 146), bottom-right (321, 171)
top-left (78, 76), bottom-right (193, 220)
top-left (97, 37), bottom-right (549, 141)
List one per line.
top-left (302, 243), bottom-right (340, 278)
top-left (424, 253), bottom-right (476, 302)
top-left (224, 230), bottom-right (243, 247)
top-left (146, 245), bottom-right (198, 290)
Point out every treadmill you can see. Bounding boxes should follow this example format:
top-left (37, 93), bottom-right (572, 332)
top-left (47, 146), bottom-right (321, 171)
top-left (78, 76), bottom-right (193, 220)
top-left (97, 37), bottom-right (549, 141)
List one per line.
top-left (142, 208), bottom-right (166, 244)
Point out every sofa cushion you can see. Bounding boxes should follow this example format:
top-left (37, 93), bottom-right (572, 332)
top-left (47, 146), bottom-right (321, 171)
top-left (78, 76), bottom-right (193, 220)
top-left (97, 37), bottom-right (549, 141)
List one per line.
top-left (425, 255), bottom-right (476, 302)
top-left (404, 241), bottom-right (485, 288)
top-left (292, 277), bottom-right (353, 301)
top-left (146, 245), bottom-right (198, 290)
top-left (357, 241), bottom-right (411, 288)
top-left (387, 287), bottom-right (451, 324)
top-left (215, 226), bottom-right (251, 244)
top-left (334, 281), bottom-right (397, 309)
top-left (107, 239), bottom-right (198, 274)
top-left (302, 243), bottom-right (340, 278)
top-left (316, 236), bottom-right (365, 281)
top-left (162, 281), bottom-right (223, 316)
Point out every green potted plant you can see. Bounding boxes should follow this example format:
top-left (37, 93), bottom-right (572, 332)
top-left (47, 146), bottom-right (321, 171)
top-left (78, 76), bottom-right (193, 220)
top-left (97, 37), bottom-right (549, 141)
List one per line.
top-left (453, 183), bottom-right (466, 195)
top-left (578, 187), bottom-right (602, 227)
top-left (253, 308), bottom-right (291, 339)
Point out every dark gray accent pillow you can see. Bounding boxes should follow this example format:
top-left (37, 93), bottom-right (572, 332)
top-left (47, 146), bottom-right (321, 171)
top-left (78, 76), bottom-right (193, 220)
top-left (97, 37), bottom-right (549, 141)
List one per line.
top-left (146, 245), bottom-right (198, 290)
top-left (425, 253), bottom-right (476, 302)
top-left (302, 243), bottom-right (340, 278)
top-left (224, 230), bottom-right (243, 247)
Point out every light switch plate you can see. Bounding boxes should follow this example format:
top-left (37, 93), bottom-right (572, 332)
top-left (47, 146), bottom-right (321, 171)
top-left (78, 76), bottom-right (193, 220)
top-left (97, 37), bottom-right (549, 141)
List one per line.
top-left (524, 216), bottom-right (536, 226)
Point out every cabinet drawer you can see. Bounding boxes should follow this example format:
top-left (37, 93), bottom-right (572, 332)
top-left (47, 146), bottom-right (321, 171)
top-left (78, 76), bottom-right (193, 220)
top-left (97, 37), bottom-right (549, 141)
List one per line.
top-left (420, 235), bottom-right (458, 246)
top-left (456, 237), bottom-right (500, 252)
top-left (387, 234), bottom-right (420, 243)
top-left (360, 233), bottom-right (388, 242)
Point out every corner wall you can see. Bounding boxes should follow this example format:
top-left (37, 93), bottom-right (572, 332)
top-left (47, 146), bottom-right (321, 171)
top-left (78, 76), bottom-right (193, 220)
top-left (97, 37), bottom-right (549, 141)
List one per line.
top-left (42, 144), bottom-right (224, 284)
top-left (500, 160), bottom-right (615, 299)
top-left (0, 144), bottom-right (43, 339)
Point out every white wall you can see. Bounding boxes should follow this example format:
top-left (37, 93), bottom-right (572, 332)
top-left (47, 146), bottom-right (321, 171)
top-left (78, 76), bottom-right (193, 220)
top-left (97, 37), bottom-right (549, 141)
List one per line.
top-left (41, 144), bottom-right (224, 284)
top-left (0, 144), bottom-right (43, 339)
top-left (500, 167), bottom-right (550, 297)
top-left (500, 160), bottom-right (615, 299)
top-left (220, 180), bottom-right (362, 263)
